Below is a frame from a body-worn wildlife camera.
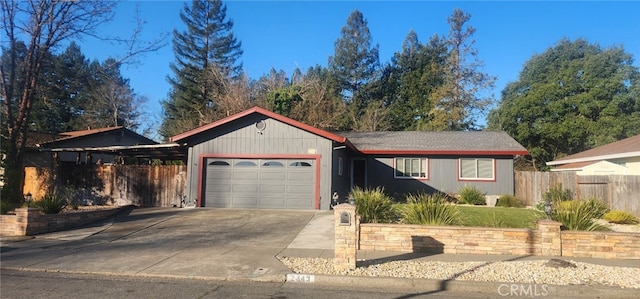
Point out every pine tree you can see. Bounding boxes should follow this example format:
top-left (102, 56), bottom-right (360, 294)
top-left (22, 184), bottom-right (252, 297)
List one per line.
top-left (161, 0), bottom-right (243, 138)
top-left (328, 9), bottom-right (380, 130)
top-left (382, 30), bottom-right (448, 130)
top-left (429, 9), bottom-right (495, 131)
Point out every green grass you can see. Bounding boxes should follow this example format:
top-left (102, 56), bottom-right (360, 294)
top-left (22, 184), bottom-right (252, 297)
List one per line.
top-left (457, 206), bottom-right (546, 228)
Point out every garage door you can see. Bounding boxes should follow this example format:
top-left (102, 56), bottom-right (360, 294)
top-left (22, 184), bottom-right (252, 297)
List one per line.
top-left (203, 158), bottom-right (316, 209)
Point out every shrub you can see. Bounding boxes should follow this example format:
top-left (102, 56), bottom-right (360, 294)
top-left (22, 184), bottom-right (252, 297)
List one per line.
top-left (400, 193), bottom-right (459, 225)
top-left (349, 187), bottom-right (397, 223)
top-left (550, 200), bottom-right (608, 231)
top-left (580, 197), bottom-right (608, 219)
top-left (603, 210), bottom-right (639, 225)
top-left (458, 185), bottom-right (486, 205)
top-left (543, 184), bottom-right (573, 203)
top-left (495, 194), bottom-right (525, 208)
top-left (34, 193), bottom-right (68, 214)
top-left (1, 199), bottom-right (19, 215)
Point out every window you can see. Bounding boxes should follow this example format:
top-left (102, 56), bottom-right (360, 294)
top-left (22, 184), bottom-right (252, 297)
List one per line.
top-left (394, 158), bottom-right (428, 179)
top-left (459, 158), bottom-right (494, 180)
top-left (262, 161), bottom-right (284, 167)
top-left (290, 161), bottom-right (312, 167)
top-left (338, 157), bottom-right (344, 176)
top-left (235, 161), bottom-right (257, 167)
top-left (208, 161), bottom-right (230, 166)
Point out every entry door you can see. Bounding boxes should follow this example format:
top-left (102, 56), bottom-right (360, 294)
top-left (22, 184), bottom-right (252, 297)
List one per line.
top-left (351, 159), bottom-right (366, 189)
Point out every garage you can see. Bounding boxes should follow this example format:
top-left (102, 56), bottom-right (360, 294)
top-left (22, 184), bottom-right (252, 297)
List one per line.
top-left (202, 158), bottom-right (317, 209)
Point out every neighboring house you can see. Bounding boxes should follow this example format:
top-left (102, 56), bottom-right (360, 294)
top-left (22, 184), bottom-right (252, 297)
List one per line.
top-left (547, 134), bottom-right (640, 175)
top-left (170, 106), bottom-right (528, 210)
top-left (25, 126), bottom-right (158, 167)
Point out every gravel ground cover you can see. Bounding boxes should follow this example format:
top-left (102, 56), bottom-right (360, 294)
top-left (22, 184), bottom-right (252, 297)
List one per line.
top-left (278, 257), bottom-right (640, 289)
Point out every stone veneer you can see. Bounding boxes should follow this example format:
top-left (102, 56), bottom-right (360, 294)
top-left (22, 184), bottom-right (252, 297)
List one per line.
top-left (0, 206), bottom-right (129, 236)
top-left (344, 219), bottom-right (640, 260)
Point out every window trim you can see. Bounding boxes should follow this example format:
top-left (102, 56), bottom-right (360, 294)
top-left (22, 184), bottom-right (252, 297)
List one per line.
top-left (393, 157), bottom-right (429, 180)
top-left (458, 158), bottom-right (496, 181)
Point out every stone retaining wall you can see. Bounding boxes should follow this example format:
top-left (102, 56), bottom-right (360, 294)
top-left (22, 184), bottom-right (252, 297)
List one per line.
top-left (333, 206), bottom-right (639, 273)
top-left (561, 231), bottom-right (640, 259)
top-left (0, 206), bottom-right (129, 236)
top-left (355, 220), bottom-right (639, 260)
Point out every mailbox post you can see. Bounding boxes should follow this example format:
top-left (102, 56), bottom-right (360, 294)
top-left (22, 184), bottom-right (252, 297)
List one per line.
top-left (333, 203), bottom-right (357, 271)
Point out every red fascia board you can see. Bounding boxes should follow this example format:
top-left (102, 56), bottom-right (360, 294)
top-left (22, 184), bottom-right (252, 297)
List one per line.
top-left (170, 106), bottom-right (350, 146)
top-left (358, 149), bottom-right (529, 156)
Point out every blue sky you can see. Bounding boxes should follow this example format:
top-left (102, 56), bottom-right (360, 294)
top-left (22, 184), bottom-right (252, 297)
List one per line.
top-left (73, 1), bottom-right (640, 137)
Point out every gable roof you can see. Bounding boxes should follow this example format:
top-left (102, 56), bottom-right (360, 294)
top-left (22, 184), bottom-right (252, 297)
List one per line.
top-left (547, 134), bottom-right (640, 166)
top-left (339, 131), bottom-right (528, 155)
top-left (170, 107), bottom-right (527, 155)
top-left (170, 106), bottom-right (352, 146)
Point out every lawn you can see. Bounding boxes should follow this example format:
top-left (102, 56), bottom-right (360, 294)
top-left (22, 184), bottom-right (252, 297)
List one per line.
top-left (456, 206), bottom-right (546, 228)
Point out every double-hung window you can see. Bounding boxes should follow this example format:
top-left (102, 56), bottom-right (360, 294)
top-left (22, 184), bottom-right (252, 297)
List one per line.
top-left (395, 158), bottom-right (428, 179)
top-left (459, 158), bottom-right (494, 180)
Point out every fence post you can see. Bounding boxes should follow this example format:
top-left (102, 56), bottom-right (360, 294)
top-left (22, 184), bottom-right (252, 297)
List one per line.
top-left (537, 220), bottom-right (562, 257)
top-left (334, 203), bottom-right (357, 271)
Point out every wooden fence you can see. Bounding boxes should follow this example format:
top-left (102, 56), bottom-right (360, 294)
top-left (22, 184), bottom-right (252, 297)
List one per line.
top-left (515, 171), bottom-right (640, 217)
top-left (24, 164), bottom-right (187, 207)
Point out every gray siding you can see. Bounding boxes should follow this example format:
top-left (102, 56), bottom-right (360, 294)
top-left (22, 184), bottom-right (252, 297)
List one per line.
top-left (185, 114), bottom-right (334, 209)
top-left (365, 156), bottom-right (515, 198)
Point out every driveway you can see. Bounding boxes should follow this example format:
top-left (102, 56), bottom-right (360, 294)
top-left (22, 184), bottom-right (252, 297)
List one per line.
top-left (0, 208), bottom-right (322, 281)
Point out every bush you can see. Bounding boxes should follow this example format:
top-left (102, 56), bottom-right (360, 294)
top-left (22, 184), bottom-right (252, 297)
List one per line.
top-left (349, 187), bottom-right (397, 223)
top-left (34, 193), bottom-right (68, 214)
top-left (580, 197), bottom-right (608, 219)
top-left (550, 199), bottom-right (608, 231)
top-left (400, 193), bottom-right (459, 225)
top-left (495, 194), bottom-right (525, 208)
top-left (458, 185), bottom-right (486, 205)
top-left (543, 184), bottom-right (573, 203)
top-left (1, 199), bottom-right (19, 215)
top-left (603, 210), bottom-right (639, 225)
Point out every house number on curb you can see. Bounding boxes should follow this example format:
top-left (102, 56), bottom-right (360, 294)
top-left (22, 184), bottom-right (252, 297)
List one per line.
top-left (286, 274), bottom-right (315, 283)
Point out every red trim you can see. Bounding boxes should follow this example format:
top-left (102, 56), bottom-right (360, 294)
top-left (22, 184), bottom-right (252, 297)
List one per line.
top-left (457, 158), bottom-right (497, 182)
top-left (360, 149), bottom-right (528, 156)
top-left (197, 153), bottom-right (322, 209)
top-left (171, 106), bottom-right (350, 146)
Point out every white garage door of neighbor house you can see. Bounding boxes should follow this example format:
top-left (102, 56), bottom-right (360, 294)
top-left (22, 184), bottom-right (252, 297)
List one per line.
top-left (203, 158), bottom-right (316, 209)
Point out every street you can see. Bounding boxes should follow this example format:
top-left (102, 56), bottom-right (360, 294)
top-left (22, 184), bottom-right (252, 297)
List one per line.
top-left (0, 269), bottom-right (490, 299)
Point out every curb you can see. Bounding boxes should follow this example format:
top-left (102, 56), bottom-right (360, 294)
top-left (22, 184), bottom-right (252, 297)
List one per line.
top-left (286, 274), bottom-right (640, 298)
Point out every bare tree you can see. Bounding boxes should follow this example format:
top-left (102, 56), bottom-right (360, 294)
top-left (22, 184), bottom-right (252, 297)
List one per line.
top-left (0, 0), bottom-right (164, 207)
top-left (289, 75), bottom-right (345, 131)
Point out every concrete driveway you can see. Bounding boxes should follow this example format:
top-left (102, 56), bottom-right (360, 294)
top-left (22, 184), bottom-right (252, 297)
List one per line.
top-left (0, 208), bottom-right (327, 282)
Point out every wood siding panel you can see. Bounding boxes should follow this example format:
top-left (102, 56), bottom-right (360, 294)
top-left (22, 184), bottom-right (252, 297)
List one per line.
top-left (185, 115), bottom-right (333, 209)
top-left (365, 156), bottom-right (515, 197)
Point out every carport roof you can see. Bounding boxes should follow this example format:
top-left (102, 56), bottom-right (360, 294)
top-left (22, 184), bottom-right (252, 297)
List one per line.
top-left (31, 143), bottom-right (188, 160)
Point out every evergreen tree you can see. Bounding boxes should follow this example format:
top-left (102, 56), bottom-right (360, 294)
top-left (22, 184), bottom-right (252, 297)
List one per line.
top-left (30, 42), bottom-right (92, 133)
top-left (382, 30), bottom-right (448, 130)
top-left (328, 9), bottom-right (380, 130)
top-left (81, 58), bottom-right (143, 130)
top-left (161, 0), bottom-right (243, 138)
top-left (429, 9), bottom-right (495, 131)
top-left (488, 38), bottom-right (640, 170)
